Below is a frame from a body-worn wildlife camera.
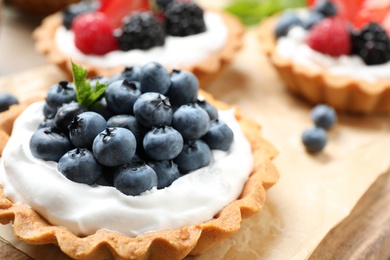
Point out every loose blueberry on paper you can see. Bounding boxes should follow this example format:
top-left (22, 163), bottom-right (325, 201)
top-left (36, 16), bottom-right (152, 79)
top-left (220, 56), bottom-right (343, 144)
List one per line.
top-left (302, 127), bottom-right (327, 153)
top-left (29, 61), bottom-right (234, 196)
top-left (311, 104), bottom-right (337, 130)
top-left (302, 104), bottom-right (337, 153)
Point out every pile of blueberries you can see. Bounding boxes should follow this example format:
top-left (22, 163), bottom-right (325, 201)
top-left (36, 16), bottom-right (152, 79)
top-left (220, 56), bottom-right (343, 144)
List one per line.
top-left (302, 104), bottom-right (337, 153)
top-left (29, 62), bottom-right (234, 196)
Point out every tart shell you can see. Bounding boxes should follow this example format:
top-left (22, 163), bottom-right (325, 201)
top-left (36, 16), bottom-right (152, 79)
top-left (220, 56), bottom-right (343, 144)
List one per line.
top-left (33, 11), bottom-right (244, 87)
top-left (0, 90), bottom-right (279, 259)
top-left (259, 16), bottom-right (390, 114)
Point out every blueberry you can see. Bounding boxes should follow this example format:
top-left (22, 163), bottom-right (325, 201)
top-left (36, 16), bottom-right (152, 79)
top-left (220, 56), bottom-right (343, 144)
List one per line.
top-left (99, 166), bottom-right (116, 186)
top-left (43, 103), bottom-right (57, 119)
top-left (110, 66), bottom-right (142, 82)
top-left (133, 92), bottom-right (173, 128)
top-left (0, 93), bottom-right (18, 112)
top-left (53, 101), bottom-right (87, 130)
top-left (38, 118), bottom-right (55, 129)
top-left (45, 81), bottom-right (76, 111)
top-left (196, 99), bottom-right (218, 120)
top-left (174, 139), bottom-right (211, 174)
top-left (274, 11), bottom-right (303, 38)
top-left (88, 76), bottom-right (112, 86)
top-left (105, 80), bottom-right (142, 115)
top-left (69, 111), bottom-right (107, 148)
top-left (313, 0), bottom-right (337, 17)
top-left (89, 97), bottom-right (115, 120)
top-left (172, 103), bottom-right (210, 140)
top-left (202, 119), bottom-right (234, 151)
top-left (107, 114), bottom-right (147, 144)
top-left (92, 127), bottom-right (137, 167)
top-left (58, 148), bottom-right (103, 185)
top-left (62, 1), bottom-right (99, 29)
top-left (113, 161), bottom-right (158, 196)
top-left (29, 127), bottom-right (74, 162)
top-left (166, 69), bottom-right (199, 107)
top-left (143, 126), bottom-right (183, 160)
top-left (311, 104), bottom-right (337, 130)
top-left (147, 160), bottom-right (180, 189)
top-left (302, 127), bottom-right (327, 153)
top-left (139, 62), bottom-right (170, 94)
top-left (302, 11), bottom-right (324, 29)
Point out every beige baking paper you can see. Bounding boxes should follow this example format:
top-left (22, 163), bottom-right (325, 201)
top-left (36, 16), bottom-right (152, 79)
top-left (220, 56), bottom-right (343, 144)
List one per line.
top-left (1, 26), bottom-right (390, 260)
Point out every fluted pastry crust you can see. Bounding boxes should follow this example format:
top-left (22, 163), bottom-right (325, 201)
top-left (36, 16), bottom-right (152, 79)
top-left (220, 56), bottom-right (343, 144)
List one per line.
top-left (0, 90), bottom-right (278, 260)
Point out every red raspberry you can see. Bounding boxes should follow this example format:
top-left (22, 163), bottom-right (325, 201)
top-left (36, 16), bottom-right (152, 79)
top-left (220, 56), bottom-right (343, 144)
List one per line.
top-left (306, 17), bottom-right (351, 57)
top-left (71, 12), bottom-right (119, 55)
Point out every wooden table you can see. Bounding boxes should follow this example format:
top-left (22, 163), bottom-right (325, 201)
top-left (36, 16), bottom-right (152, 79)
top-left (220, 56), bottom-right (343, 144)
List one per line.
top-left (1, 3), bottom-right (390, 260)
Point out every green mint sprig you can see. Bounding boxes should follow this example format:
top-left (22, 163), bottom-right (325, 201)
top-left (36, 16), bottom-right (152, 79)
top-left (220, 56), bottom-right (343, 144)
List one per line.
top-left (224, 0), bottom-right (306, 26)
top-left (71, 61), bottom-right (107, 108)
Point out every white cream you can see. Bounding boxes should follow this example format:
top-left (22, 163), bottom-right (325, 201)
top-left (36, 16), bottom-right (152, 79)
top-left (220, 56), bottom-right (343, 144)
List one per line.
top-left (55, 12), bottom-right (227, 69)
top-left (0, 102), bottom-right (253, 237)
top-left (276, 25), bottom-right (390, 83)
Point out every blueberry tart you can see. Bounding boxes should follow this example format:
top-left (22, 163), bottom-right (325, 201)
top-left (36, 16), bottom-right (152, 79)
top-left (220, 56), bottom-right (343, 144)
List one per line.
top-left (0, 62), bottom-right (279, 259)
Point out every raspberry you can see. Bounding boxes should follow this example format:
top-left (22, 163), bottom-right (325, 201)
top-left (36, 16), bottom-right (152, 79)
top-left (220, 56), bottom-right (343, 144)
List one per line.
top-left (115, 12), bottom-right (165, 51)
top-left (71, 12), bottom-right (118, 55)
top-left (306, 17), bottom-right (351, 57)
top-left (351, 22), bottom-right (390, 65)
top-left (99, 0), bottom-right (150, 29)
top-left (164, 2), bottom-right (206, 36)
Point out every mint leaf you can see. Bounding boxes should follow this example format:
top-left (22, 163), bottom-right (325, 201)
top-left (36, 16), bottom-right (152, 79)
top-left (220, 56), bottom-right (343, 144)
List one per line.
top-left (71, 61), bottom-right (107, 108)
top-left (225, 0), bottom-right (306, 26)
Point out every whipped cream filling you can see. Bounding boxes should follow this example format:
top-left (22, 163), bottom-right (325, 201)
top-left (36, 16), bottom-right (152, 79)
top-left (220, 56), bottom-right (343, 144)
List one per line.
top-left (0, 102), bottom-right (253, 237)
top-left (55, 12), bottom-right (228, 69)
top-left (276, 24), bottom-right (390, 83)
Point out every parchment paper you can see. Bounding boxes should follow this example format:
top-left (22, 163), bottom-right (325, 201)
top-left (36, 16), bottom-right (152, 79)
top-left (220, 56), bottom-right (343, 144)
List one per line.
top-left (1, 23), bottom-right (390, 260)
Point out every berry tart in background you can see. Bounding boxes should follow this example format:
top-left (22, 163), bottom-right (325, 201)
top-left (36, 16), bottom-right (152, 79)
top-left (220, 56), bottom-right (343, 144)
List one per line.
top-left (33, 0), bottom-right (244, 86)
top-left (8, 0), bottom-right (80, 15)
top-left (0, 62), bottom-right (279, 259)
top-left (259, 0), bottom-right (390, 114)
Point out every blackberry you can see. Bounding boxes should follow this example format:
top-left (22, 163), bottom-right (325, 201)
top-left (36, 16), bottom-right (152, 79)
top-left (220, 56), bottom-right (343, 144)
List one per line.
top-left (62, 1), bottom-right (99, 30)
top-left (115, 12), bottom-right (165, 51)
top-left (164, 2), bottom-right (206, 37)
top-left (351, 22), bottom-right (390, 65)
top-left (155, 0), bottom-right (174, 10)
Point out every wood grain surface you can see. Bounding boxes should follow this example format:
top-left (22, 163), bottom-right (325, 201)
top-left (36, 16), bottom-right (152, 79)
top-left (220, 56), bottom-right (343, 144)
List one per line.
top-left (310, 169), bottom-right (390, 260)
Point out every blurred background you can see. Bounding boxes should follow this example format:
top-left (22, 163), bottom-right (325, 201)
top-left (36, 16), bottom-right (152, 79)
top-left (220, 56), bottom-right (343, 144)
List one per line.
top-left (0, 0), bottom-right (306, 75)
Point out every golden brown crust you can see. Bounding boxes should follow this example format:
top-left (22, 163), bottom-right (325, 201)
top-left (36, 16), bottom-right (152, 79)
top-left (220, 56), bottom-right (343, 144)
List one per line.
top-left (258, 16), bottom-right (390, 114)
top-left (32, 11), bottom-right (244, 87)
top-left (0, 90), bottom-right (278, 260)
top-left (0, 96), bottom-right (44, 156)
